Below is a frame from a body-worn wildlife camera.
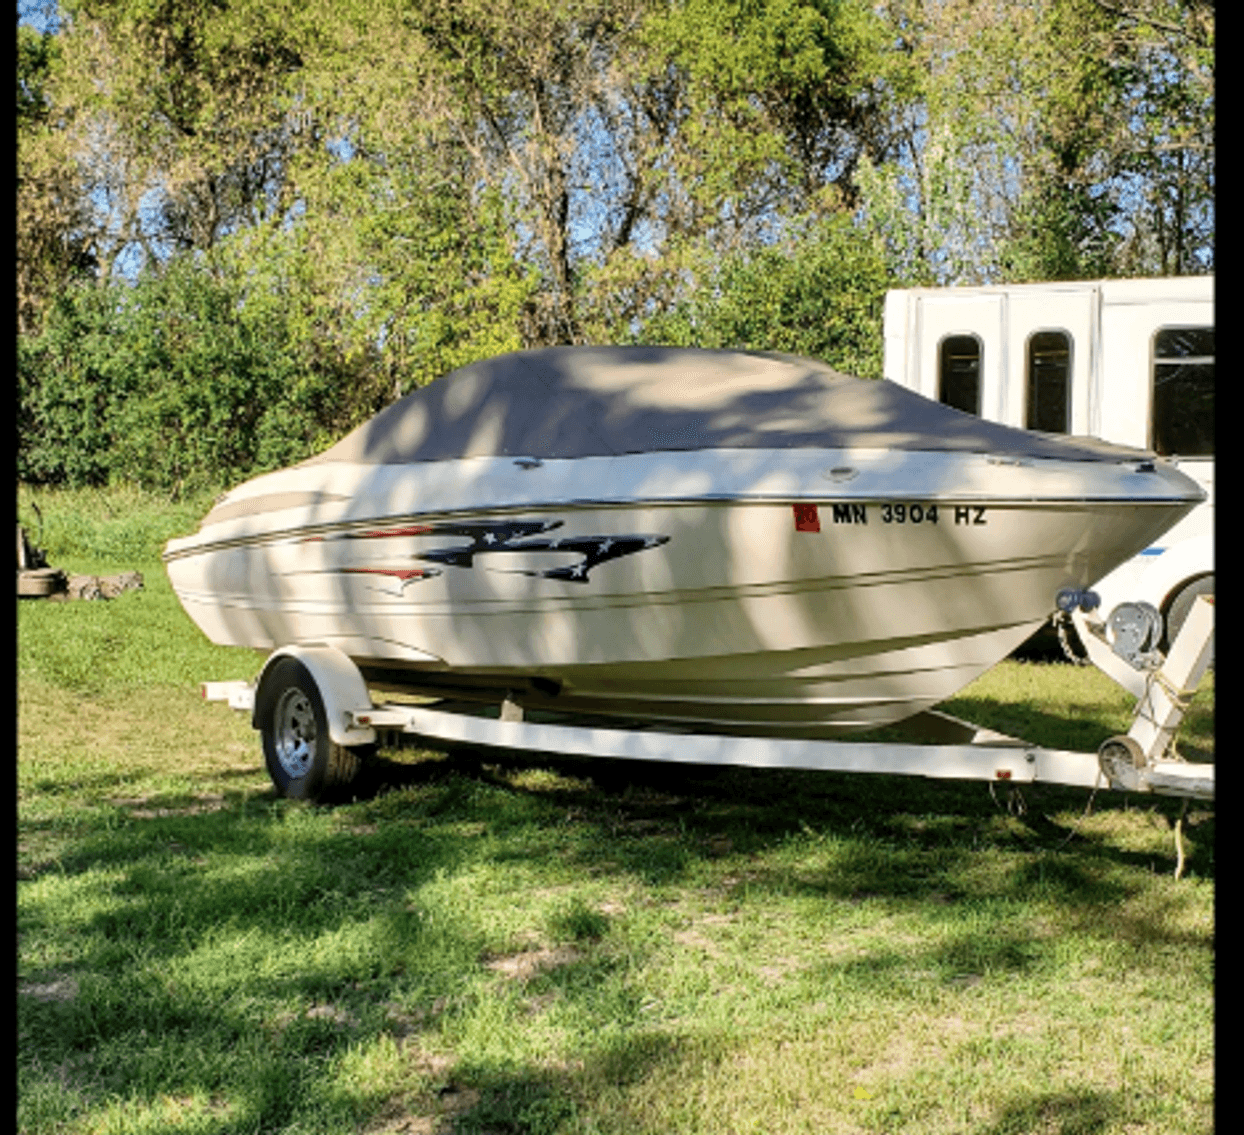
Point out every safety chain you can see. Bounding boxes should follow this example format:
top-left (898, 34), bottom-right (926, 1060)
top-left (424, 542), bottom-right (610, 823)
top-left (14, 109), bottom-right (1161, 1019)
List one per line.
top-left (1053, 610), bottom-right (1089, 666)
top-left (987, 772), bottom-right (1104, 851)
top-left (1053, 778), bottom-right (1103, 850)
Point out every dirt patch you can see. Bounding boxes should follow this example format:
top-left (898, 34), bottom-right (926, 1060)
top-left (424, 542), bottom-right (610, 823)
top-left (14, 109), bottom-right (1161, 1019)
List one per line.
top-left (756, 957), bottom-right (805, 984)
top-left (362, 1054), bottom-right (475, 1135)
top-left (363, 1089), bottom-right (479, 1135)
top-left (305, 1003), bottom-right (359, 1028)
top-left (384, 997), bottom-right (449, 1036)
top-left (20, 976), bottom-right (79, 1002)
top-left (364, 1115), bottom-right (439, 1135)
top-left (484, 945), bottom-right (582, 981)
top-left (671, 911), bottom-right (738, 957)
top-left (524, 991), bottom-right (559, 1015)
top-left (109, 793), bottom-right (227, 819)
top-left (948, 973), bottom-right (983, 988)
top-left (673, 928), bottom-right (723, 956)
top-left (268, 1001), bottom-right (361, 1037)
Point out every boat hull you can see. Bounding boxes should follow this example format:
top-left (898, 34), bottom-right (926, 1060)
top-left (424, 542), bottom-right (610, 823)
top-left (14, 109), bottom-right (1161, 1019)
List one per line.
top-left (165, 447), bottom-right (1200, 736)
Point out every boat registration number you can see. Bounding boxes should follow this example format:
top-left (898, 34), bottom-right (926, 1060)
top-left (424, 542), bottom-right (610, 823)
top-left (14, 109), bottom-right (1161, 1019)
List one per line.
top-left (796, 504), bottom-right (988, 531)
top-left (832, 504), bottom-right (988, 525)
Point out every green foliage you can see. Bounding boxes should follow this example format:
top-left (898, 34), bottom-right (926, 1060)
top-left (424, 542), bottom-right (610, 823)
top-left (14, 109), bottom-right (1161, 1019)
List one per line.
top-left (854, 0), bottom-right (1213, 285)
top-left (56, 0), bottom-right (312, 256)
top-left (17, 0), bottom-right (1214, 489)
top-left (638, 0), bottom-right (865, 207)
top-left (18, 287), bottom-right (117, 487)
top-left (17, 19), bottom-right (97, 334)
top-left (17, 203), bottom-right (539, 492)
top-left (18, 253), bottom-right (351, 493)
top-left (17, 21), bottom-right (57, 127)
top-left (109, 260), bottom-right (298, 489)
top-left (1002, 179), bottom-right (1124, 283)
top-left (298, 161), bottom-right (537, 400)
top-left (642, 214), bottom-right (888, 377)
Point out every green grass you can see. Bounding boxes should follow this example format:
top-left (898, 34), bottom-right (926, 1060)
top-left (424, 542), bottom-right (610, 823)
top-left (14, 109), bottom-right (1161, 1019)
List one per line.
top-left (18, 484), bottom-right (1214, 1134)
top-left (19, 482), bottom-right (223, 569)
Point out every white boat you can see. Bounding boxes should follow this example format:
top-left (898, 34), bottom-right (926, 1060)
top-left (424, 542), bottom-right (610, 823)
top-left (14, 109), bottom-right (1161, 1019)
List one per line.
top-left (164, 347), bottom-right (1203, 738)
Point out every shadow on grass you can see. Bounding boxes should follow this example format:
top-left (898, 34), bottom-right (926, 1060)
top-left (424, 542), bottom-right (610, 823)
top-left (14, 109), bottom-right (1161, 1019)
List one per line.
top-left (815, 926), bottom-right (1045, 993)
top-left (19, 789), bottom-right (684, 1133)
top-left (939, 695), bottom-right (1125, 753)
top-left (21, 741), bottom-right (1212, 964)
top-left (971, 1088), bottom-right (1125, 1135)
top-left (402, 742), bottom-right (1215, 885)
top-left (945, 689), bottom-right (1215, 764)
top-left (19, 739), bottom-right (1212, 1133)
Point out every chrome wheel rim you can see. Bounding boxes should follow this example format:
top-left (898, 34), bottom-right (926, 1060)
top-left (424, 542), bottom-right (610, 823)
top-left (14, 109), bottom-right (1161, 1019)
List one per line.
top-left (274, 688), bottom-right (317, 779)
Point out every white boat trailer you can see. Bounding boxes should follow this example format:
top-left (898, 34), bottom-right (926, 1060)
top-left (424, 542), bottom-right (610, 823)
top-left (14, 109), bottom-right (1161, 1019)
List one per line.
top-left (204, 596), bottom-right (1213, 805)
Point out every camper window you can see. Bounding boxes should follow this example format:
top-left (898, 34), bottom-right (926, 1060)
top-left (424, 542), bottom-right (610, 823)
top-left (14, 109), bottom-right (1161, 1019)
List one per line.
top-left (1152, 327), bottom-right (1213, 457)
top-left (1026, 331), bottom-right (1071, 433)
top-left (938, 335), bottom-right (981, 415)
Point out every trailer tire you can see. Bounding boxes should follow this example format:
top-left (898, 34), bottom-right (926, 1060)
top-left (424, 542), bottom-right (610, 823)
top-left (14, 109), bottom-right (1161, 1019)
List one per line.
top-left (1163, 575), bottom-right (1214, 661)
top-left (259, 657), bottom-right (371, 802)
top-left (18, 567), bottom-right (65, 598)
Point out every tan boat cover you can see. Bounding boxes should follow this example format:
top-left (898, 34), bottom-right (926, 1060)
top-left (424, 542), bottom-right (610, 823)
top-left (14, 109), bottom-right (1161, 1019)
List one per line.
top-left (306, 347), bottom-right (1150, 466)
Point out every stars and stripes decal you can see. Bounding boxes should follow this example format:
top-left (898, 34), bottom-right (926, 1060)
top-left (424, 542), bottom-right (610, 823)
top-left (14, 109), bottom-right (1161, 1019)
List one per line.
top-left (335, 517), bottom-right (669, 587)
top-left (404, 519), bottom-right (565, 568)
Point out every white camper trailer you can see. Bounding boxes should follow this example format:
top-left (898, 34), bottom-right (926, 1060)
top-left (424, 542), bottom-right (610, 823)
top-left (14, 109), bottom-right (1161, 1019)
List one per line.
top-left (883, 276), bottom-right (1213, 650)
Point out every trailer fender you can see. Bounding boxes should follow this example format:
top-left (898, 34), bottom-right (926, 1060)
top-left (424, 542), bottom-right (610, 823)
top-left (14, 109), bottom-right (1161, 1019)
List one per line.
top-left (253, 644), bottom-right (377, 747)
top-left (1093, 534), bottom-right (1213, 625)
top-left (1142, 536), bottom-right (1213, 614)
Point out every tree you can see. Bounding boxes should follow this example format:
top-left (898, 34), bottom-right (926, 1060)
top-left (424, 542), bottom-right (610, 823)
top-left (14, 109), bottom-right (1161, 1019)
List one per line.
top-left (18, 248), bottom-right (372, 493)
top-left (47, 0), bottom-right (315, 273)
top-left (315, 0), bottom-right (897, 345)
top-left (17, 21), bottom-right (96, 333)
top-left (1090, 0), bottom-right (1213, 275)
top-left (853, 0), bottom-right (1213, 285)
top-left (18, 0), bottom-right (1213, 497)
top-left (1002, 0), bottom-right (1212, 280)
top-left (640, 213), bottom-right (889, 377)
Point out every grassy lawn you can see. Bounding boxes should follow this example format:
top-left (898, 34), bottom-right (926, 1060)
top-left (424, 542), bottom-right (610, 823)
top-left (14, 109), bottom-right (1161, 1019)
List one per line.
top-left (18, 486), bottom-right (1213, 1135)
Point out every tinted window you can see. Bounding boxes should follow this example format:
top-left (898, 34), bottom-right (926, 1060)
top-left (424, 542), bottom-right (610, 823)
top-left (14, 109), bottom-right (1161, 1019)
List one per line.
top-left (939, 335), bottom-right (981, 415)
top-left (1153, 327), bottom-right (1213, 456)
top-left (1025, 330), bottom-right (1071, 433)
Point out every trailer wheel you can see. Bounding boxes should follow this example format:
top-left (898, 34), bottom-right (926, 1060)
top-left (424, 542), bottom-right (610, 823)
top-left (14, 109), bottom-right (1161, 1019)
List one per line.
top-left (1163, 575), bottom-right (1214, 660)
top-left (18, 567), bottom-right (65, 598)
top-left (259, 657), bottom-right (371, 802)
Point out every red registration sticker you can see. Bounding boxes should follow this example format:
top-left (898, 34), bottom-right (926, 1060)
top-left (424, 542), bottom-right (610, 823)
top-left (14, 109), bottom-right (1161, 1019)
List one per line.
top-left (793, 503), bottom-right (821, 532)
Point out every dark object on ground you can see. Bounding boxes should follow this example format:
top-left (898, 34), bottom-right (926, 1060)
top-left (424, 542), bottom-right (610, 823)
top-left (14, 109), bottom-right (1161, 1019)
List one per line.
top-left (48, 572), bottom-right (145, 601)
top-left (18, 566), bottom-right (67, 597)
top-left (18, 522), bottom-right (143, 600)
